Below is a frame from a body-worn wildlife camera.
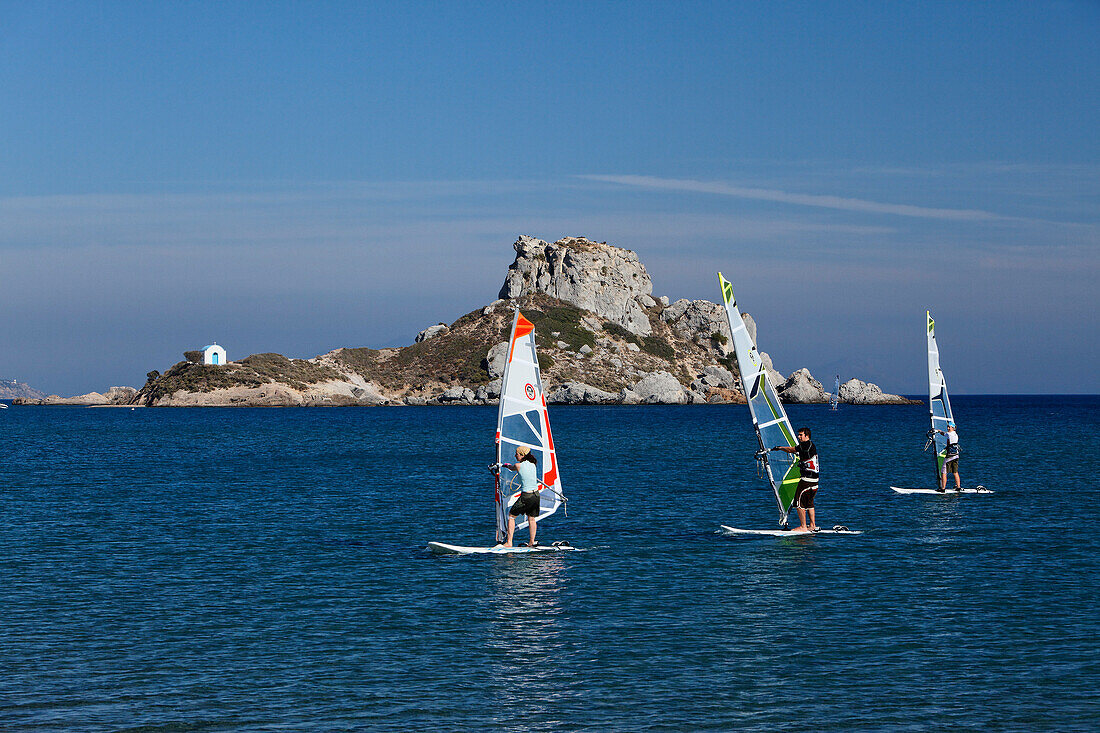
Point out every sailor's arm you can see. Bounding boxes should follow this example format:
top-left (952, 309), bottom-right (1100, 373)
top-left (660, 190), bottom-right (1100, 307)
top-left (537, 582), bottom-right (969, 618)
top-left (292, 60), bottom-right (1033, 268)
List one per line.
top-left (770, 446), bottom-right (797, 454)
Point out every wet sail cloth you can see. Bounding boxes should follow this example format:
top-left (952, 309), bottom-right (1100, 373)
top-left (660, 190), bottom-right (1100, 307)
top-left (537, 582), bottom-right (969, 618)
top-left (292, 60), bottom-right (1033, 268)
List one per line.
top-left (927, 312), bottom-right (957, 480)
top-left (494, 310), bottom-right (563, 543)
top-left (718, 273), bottom-right (801, 525)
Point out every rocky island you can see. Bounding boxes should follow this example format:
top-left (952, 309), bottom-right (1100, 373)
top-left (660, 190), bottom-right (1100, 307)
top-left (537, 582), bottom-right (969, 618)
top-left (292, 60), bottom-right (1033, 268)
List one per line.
top-left (16, 236), bottom-right (918, 407)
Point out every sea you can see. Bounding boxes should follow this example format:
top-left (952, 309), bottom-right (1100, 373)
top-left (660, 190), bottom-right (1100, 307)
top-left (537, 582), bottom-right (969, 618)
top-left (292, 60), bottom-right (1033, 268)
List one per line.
top-left (1, 396), bottom-right (1097, 731)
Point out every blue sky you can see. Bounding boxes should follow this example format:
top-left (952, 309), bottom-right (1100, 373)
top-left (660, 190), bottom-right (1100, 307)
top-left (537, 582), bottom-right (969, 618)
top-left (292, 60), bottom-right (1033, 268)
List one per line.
top-left (1, 1), bottom-right (1097, 395)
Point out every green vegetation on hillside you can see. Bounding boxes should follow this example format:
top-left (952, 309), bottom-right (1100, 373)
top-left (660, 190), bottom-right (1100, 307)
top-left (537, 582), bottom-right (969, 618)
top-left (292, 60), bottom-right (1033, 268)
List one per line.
top-left (335, 338), bottom-right (493, 389)
top-left (526, 303), bottom-right (596, 351)
top-left (603, 321), bottom-right (675, 362)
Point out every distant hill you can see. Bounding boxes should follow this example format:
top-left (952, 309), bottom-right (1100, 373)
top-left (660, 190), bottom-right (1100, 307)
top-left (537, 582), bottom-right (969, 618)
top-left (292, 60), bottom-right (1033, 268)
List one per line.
top-left (0, 378), bottom-right (46, 400)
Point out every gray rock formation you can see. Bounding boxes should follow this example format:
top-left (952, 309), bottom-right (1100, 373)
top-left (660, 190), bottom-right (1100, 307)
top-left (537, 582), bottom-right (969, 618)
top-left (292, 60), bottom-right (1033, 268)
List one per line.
top-left (620, 371), bottom-right (688, 405)
top-left (700, 365), bottom-right (736, 389)
top-left (486, 341), bottom-right (509, 379)
top-left (439, 386), bottom-right (476, 403)
top-left (548, 382), bottom-right (618, 404)
top-left (415, 324), bottom-right (448, 343)
top-left (660, 299), bottom-right (732, 355)
top-left (103, 386), bottom-right (138, 404)
top-left (688, 389), bottom-right (709, 404)
top-left (780, 369), bottom-right (828, 404)
top-left (498, 235), bottom-right (654, 335)
top-left (475, 379), bottom-right (502, 401)
top-left (839, 378), bottom-right (916, 405)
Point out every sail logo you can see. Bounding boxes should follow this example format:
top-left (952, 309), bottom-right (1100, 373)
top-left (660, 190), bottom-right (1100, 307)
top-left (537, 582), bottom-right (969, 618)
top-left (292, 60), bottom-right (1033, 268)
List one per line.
top-left (525, 383), bottom-right (536, 400)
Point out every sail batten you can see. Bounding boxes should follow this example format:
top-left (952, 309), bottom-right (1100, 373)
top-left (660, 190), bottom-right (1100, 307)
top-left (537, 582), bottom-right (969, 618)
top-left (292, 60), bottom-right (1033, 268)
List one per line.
top-left (718, 273), bottom-right (801, 525)
top-left (493, 308), bottom-right (564, 542)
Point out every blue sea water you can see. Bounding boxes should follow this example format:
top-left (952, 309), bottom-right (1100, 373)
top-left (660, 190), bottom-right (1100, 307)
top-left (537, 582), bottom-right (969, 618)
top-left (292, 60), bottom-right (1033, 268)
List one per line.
top-left (1, 397), bottom-right (1097, 731)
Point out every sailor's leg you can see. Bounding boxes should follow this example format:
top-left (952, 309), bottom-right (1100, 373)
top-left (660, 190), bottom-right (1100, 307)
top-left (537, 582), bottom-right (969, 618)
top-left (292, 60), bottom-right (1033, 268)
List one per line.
top-left (505, 515), bottom-right (516, 547)
top-left (796, 505), bottom-right (808, 531)
top-left (529, 516), bottom-right (537, 545)
top-left (808, 506), bottom-right (816, 531)
top-left (939, 467), bottom-right (947, 491)
top-left (953, 467), bottom-right (961, 490)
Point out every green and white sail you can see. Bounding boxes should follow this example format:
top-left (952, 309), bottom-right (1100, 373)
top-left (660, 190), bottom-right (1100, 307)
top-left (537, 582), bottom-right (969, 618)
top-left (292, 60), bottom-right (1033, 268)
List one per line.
top-left (718, 273), bottom-right (801, 525)
top-left (926, 311), bottom-right (955, 479)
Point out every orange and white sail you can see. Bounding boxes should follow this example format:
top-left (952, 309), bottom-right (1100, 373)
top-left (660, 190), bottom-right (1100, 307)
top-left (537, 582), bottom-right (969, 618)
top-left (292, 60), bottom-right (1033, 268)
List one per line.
top-left (493, 309), bottom-right (563, 542)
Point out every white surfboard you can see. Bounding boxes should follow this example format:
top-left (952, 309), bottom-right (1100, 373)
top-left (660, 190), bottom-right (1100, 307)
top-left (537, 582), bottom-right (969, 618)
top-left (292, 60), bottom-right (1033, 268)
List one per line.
top-left (720, 525), bottom-right (862, 537)
top-left (890, 486), bottom-right (993, 495)
top-left (427, 541), bottom-right (578, 555)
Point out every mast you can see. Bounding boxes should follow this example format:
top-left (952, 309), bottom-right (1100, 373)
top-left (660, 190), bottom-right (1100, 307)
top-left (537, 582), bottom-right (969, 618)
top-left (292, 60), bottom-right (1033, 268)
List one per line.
top-left (492, 310), bottom-right (519, 543)
top-left (718, 273), bottom-right (801, 526)
top-left (926, 311), bottom-right (955, 486)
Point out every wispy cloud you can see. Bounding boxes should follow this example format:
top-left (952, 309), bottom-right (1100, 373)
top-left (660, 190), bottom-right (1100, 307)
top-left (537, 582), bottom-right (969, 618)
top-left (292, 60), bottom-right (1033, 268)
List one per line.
top-left (0, 183), bottom-right (894, 252)
top-left (582, 174), bottom-right (1002, 221)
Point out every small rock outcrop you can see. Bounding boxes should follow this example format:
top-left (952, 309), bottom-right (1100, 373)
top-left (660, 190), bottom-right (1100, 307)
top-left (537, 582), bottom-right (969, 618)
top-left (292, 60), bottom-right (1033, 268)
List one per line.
top-left (439, 386), bottom-right (476, 403)
top-left (498, 235), bottom-right (654, 335)
top-left (415, 324), bottom-right (448, 343)
top-left (699, 365), bottom-right (736, 389)
top-left (485, 341), bottom-right (509, 379)
top-left (839, 378), bottom-right (918, 405)
top-left (621, 371), bottom-right (688, 405)
top-left (780, 369), bottom-right (828, 404)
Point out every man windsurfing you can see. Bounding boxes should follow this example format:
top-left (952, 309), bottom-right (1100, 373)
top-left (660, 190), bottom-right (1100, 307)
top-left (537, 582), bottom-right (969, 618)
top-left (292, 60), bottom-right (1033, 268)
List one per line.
top-left (933, 422), bottom-right (961, 492)
top-left (771, 427), bottom-right (820, 532)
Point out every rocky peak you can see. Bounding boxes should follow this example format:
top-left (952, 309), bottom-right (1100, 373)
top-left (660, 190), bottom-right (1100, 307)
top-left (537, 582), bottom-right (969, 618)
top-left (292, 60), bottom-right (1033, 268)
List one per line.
top-left (498, 235), bottom-right (654, 335)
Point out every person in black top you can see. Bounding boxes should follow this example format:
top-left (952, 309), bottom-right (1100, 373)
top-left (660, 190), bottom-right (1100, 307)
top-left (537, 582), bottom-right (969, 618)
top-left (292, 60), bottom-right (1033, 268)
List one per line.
top-left (771, 427), bottom-right (820, 532)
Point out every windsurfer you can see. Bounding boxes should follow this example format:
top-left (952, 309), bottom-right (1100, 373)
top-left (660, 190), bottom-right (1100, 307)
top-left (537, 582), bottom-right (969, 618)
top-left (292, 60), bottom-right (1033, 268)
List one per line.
top-left (934, 422), bottom-right (961, 492)
top-left (771, 427), bottom-right (820, 532)
top-left (499, 445), bottom-right (541, 547)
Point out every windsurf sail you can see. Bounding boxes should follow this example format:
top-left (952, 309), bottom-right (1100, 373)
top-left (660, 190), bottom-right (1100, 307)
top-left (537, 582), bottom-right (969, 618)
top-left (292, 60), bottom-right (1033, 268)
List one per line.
top-left (831, 375), bottom-right (840, 411)
top-left (926, 311), bottom-right (955, 482)
top-left (718, 273), bottom-right (801, 526)
top-left (493, 309), bottom-right (564, 543)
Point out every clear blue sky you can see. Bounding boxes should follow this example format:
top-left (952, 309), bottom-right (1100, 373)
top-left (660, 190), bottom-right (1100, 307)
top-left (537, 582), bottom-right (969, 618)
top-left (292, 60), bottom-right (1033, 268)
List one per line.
top-left (1, 1), bottom-right (1097, 394)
